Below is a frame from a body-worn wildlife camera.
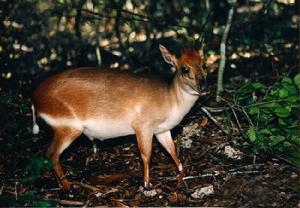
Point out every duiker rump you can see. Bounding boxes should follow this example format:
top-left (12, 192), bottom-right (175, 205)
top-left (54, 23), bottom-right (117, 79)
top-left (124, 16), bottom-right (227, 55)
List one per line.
top-left (31, 45), bottom-right (208, 190)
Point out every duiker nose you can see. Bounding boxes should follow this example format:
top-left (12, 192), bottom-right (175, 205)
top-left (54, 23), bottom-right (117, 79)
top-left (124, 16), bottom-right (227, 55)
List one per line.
top-left (199, 80), bottom-right (207, 92)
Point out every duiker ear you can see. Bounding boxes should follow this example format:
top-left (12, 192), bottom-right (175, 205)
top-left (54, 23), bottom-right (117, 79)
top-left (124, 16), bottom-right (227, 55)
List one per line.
top-left (159, 44), bottom-right (177, 67)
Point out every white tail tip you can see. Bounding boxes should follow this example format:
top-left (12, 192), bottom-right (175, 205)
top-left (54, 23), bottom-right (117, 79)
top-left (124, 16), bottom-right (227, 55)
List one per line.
top-left (33, 124), bottom-right (39, 134)
top-left (31, 104), bottom-right (39, 134)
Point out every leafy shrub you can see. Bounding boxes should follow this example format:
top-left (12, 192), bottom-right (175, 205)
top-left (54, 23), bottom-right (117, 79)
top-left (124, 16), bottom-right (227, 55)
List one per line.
top-left (0, 90), bottom-right (54, 206)
top-left (0, 192), bottom-right (57, 207)
top-left (234, 74), bottom-right (300, 166)
top-left (22, 157), bottom-right (53, 185)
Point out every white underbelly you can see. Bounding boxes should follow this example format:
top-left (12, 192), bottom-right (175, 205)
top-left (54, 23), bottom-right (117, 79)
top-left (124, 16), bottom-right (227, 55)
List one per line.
top-left (82, 119), bottom-right (135, 140)
top-left (39, 113), bottom-right (135, 140)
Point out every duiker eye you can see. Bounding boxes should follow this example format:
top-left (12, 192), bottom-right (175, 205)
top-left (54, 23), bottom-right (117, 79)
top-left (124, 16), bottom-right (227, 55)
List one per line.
top-left (181, 67), bottom-right (189, 74)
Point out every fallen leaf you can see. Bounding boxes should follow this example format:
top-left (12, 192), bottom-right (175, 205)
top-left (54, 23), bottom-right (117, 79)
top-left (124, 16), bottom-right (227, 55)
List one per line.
top-left (224, 145), bottom-right (243, 160)
top-left (134, 193), bottom-right (142, 201)
top-left (143, 188), bottom-right (162, 197)
top-left (168, 192), bottom-right (187, 204)
top-left (191, 185), bottom-right (214, 199)
top-left (197, 117), bottom-right (209, 127)
top-left (168, 192), bottom-right (178, 204)
top-left (114, 147), bottom-right (120, 157)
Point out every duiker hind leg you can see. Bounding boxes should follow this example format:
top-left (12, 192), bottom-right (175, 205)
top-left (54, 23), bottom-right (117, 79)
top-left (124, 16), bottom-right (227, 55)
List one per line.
top-left (47, 126), bottom-right (82, 190)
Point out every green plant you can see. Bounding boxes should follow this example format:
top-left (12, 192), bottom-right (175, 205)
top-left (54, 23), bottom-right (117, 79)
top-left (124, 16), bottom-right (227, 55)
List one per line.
top-left (22, 157), bottom-right (53, 185)
top-left (0, 192), bottom-right (57, 207)
top-left (0, 90), bottom-right (55, 206)
top-left (234, 74), bottom-right (300, 166)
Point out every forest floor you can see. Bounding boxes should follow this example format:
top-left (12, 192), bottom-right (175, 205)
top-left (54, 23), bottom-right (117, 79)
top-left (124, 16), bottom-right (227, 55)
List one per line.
top-left (1, 101), bottom-right (299, 207)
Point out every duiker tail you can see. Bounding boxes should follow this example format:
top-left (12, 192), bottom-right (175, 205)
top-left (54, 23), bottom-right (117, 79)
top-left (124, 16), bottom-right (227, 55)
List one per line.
top-left (31, 105), bottom-right (39, 134)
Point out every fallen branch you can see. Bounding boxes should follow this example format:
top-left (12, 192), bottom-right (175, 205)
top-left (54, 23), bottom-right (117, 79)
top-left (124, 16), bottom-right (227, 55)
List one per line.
top-left (200, 106), bottom-right (229, 135)
top-left (183, 170), bottom-right (262, 180)
top-left (58, 199), bottom-right (85, 206)
top-left (275, 156), bottom-right (299, 169)
top-left (241, 107), bottom-right (254, 126)
top-left (202, 163), bottom-right (265, 174)
top-left (203, 107), bottom-right (225, 113)
top-left (161, 169), bottom-right (264, 182)
top-left (228, 104), bottom-right (245, 137)
top-left (218, 96), bottom-right (254, 129)
top-left (73, 181), bottom-right (100, 192)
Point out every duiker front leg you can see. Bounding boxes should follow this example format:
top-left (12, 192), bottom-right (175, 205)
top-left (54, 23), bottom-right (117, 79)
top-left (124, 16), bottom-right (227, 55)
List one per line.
top-left (155, 131), bottom-right (185, 187)
top-left (135, 127), bottom-right (153, 189)
top-left (47, 126), bottom-right (82, 190)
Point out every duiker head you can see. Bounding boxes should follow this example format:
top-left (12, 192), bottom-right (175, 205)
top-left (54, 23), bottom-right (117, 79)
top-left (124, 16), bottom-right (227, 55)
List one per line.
top-left (159, 44), bottom-right (207, 96)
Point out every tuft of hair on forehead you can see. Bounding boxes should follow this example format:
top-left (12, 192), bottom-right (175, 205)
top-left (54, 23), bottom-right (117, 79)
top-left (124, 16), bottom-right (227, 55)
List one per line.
top-left (179, 48), bottom-right (201, 64)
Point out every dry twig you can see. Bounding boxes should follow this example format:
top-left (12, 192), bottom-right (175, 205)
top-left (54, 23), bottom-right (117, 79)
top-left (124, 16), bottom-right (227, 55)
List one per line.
top-left (182, 170), bottom-right (262, 180)
top-left (58, 199), bottom-right (85, 206)
top-left (200, 106), bottom-right (229, 135)
top-left (161, 168), bottom-right (265, 182)
top-left (73, 181), bottom-right (100, 192)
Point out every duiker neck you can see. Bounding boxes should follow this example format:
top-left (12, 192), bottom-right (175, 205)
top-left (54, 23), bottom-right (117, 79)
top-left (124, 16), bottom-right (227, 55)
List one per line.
top-left (169, 74), bottom-right (199, 107)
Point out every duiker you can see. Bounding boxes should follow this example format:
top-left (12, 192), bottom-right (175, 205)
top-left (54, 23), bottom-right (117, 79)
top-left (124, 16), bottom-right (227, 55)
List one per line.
top-left (31, 45), bottom-right (207, 189)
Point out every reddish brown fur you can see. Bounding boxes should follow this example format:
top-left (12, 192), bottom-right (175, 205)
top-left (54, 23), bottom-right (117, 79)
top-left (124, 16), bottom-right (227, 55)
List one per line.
top-left (33, 68), bottom-right (175, 121)
top-left (32, 45), bottom-right (207, 190)
top-left (180, 48), bottom-right (201, 64)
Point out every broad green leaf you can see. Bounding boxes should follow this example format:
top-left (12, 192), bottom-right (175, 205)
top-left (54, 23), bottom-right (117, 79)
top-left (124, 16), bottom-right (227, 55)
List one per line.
top-left (289, 120), bottom-right (300, 128)
top-left (256, 133), bottom-right (267, 150)
top-left (270, 135), bottom-right (285, 146)
top-left (257, 112), bottom-right (272, 122)
top-left (283, 85), bottom-right (298, 96)
top-left (282, 77), bottom-right (293, 84)
top-left (273, 107), bottom-right (290, 117)
top-left (279, 89), bottom-right (288, 98)
top-left (248, 126), bottom-right (256, 142)
top-left (252, 82), bottom-right (266, 90)
top-left (283, 141), bottom-right (292, 148)
top-left (278, 118), bottom-right (287, 125)
top-left (259, 128), bottom-right (272, 135)
top-left (290, 135), bottom-right (300, 145)
top-left (249, 107), bottom-right (259, 115)
top-left (266, 102), bottom-right (281, 108)
top-left (293, 73), bottom-right (300, 89)
top-left (289, 103), bottom-right (300, 108)
top-left (270, 89), bottom-right (278, 96)
top-left (239, 82), bottom-right (255, 94)
top-left (285, 106), bottom-right (292, 112)
top-left (288, 156), bottom-right (300, 167)
top-left (286, 96), bottom-right (299, 103)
